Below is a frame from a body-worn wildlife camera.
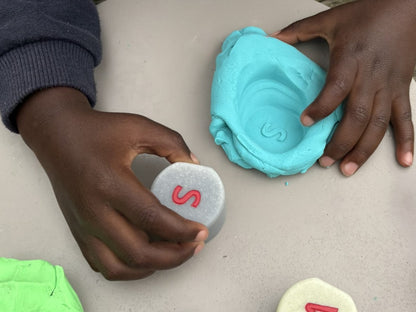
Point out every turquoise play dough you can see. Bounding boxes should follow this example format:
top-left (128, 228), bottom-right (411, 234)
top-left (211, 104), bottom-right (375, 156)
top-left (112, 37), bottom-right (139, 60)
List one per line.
top-left (210, 27), bottom-right (343, 177)
top-left (0, 258), bottom-right (83, 312)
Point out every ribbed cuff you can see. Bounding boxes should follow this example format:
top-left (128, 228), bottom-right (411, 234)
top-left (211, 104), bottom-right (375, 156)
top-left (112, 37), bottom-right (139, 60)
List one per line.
top-left (0, 40), bottom-right (97, 133)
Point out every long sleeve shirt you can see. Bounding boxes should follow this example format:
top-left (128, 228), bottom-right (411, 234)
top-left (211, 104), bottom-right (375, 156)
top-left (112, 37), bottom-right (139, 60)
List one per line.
top-left (0, 0), bottom-right (102, 132)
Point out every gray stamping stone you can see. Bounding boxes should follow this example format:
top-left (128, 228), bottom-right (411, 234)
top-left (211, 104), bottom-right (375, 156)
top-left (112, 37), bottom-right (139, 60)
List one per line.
top-left (151, 162), bottom-right (225, 241)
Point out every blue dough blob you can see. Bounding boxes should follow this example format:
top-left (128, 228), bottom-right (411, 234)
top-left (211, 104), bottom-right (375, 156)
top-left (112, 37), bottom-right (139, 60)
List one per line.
top-left (210, 27), bottom-right (343, 177)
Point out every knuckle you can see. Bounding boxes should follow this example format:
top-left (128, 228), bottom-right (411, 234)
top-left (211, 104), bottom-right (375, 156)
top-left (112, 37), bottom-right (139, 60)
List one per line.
top-left (169, 130), bottom-right (186, 147)
top-left (125, 250), bottom-right (151, 268)
top-left (399, 110), bottom-right (412, 123)
top-left (397, 131), bottom-right (414, 145)
top-left (352, 40), bottom-right (370, 56)
top-left (371, 114), bottom-right (389, 130)
top-left (101, 266), bottom-right (124, 281)
top-left (77, 202), bottom-right (109, 229)
top-left (353, 42), bottom-right (365, 54)
top-left (137, 206), bottom-right (159, 227)
top-left (352, 148), bottom-right (372, 162)
top-left (315, 103), bottom-right (334, 117)
top-left (327, 75), bottom-right (349, 97)
top-left (94, 176), bottom-right (118, 197)
top-left (370, 56), bottom-right (382, 74)
top-left (80, 164), bottom-right (119, 197)
top-left (350, 105), bottom-right (370, 125)
top-left (173, 225), bottom-right (191, 240)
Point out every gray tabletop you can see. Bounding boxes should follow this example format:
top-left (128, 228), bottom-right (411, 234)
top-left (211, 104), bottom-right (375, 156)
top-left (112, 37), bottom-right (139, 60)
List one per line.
top-left (1, 0), bottom-right (415, 311)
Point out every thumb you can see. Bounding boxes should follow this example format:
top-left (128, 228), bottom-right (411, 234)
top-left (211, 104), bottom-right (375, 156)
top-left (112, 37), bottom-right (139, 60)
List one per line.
top-left (270, 13), bottom-right (328, 44)
top-left (128, 115), bottom-right (199, 164)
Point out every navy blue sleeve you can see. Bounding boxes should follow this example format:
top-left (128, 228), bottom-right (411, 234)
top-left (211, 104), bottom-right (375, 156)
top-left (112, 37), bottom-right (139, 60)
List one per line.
top-left (0, 0), bottom-right (102, 132)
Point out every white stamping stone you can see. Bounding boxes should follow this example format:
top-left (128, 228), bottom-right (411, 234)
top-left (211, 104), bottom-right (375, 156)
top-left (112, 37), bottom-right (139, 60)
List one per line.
top-left (151, 162), bottom-right (225, 241)
top-left (276, 278), bottom-right (357, 312)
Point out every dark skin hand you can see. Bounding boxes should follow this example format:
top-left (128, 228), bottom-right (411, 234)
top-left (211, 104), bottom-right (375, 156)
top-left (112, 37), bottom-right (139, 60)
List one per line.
top-left (271, 0), bottom-right (416, 176)
top-left (16, 87), bottom-right (208, 280)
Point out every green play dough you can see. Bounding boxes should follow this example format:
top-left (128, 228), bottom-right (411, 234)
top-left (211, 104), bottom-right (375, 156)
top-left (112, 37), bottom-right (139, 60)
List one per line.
top-left (0, 258), bottom-right (83, 312)
top-left (210, 27), bottom-right (343, 177)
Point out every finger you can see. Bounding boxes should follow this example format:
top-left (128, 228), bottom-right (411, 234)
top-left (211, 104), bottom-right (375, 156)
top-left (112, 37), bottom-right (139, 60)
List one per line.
top-left (91, 207), bottom-right (204, 271)
top-left (301, 47), bottom-right (356, 126)
top-left (339, 89), bottom-right (391, 176)
top-left (128, 115), bottom-right (199, 164)
top-left (319, 72), bottom-right (374, 167)
top-left (57, 203), bottom-right (102, 273)
top-left (391, 93), bottom-right (414, 167)
top-left (70, 231), bottom-right (99, 272)
top-left (113, 170), bottom-right (208, 242)
top-left (81, 235), bottom-right (155, 281)
top-left (270, 11), bottom-right (330, 44)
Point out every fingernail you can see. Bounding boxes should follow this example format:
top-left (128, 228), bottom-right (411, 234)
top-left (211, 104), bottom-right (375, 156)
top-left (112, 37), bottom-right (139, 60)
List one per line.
top-left (194, 230), bottom-right (208, 242)
top-left (302, 115), bottom-right (315, 126)
top-left (269, 30), bottom-right (281, 37)
top-left (190, 152), bottom-right (200, 164)
top-left (193, 243), bottom-right (205, 256)
top-left (342, 162), bottom-right (359, 177)
top-left (402, 152), bottom-right (413, 167)
top-left (319, 156), bottom-right (335, 168)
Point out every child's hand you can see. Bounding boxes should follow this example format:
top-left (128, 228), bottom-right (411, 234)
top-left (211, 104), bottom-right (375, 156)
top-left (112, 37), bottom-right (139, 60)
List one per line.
top-left (272, 0), bottom-right (415, 176)
top-left (17, 87), bottom-right (208, 280)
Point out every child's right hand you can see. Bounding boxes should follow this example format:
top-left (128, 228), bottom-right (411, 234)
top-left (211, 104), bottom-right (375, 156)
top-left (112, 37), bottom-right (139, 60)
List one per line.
top-left (17, 87), bottom-right (208, 280)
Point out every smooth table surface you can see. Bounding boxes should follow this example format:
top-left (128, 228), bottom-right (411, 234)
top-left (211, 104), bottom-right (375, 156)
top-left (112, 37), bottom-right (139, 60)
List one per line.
top-left (1, 0), bottom-right (415, 311)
